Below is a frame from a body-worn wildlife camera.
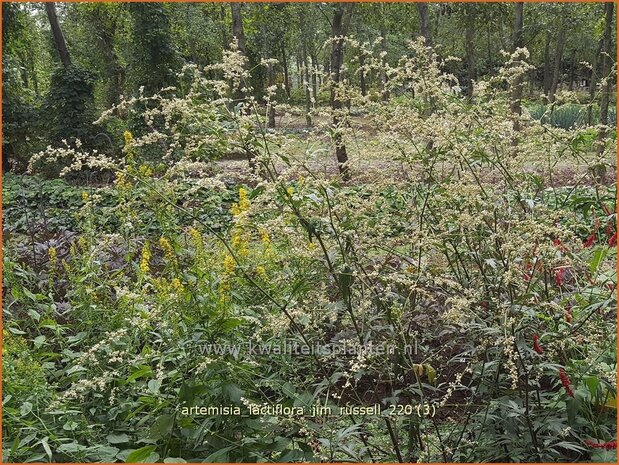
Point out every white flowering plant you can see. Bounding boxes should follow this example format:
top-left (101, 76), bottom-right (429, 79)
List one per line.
top-left (3, 40), bottom-right (616, 463)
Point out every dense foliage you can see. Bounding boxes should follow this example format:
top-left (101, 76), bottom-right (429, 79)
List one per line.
top-left (2, 2), bottom-right (617, 464)
top-left (2, 2), bottom-right (617, 170)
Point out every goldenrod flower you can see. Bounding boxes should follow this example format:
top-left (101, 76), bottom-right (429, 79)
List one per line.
top-left (81, 191), bottom-right (90, 202)
top-left (231, 187), bottom-right (250, 216)
top-left (223, 254), bottom-right (236, 274)
top-left (48, 247), bottom-right (57, 264)
top-left (256, 265), bottom-right (267, 278)
top-left (140, 241), bottom-right (151, 274)
top-left (138, 164), bottom-right (153, 177)
top-left (114, 171), bottom-right (131, 189)
top-left (260, 229), bottom-right (271, 245)
top-left (188, 227), bottom-right (202, 245)
top-left (159, 237), bottom-right (174, 261)
top-left (171, 278), bottom-right (184, 293)
top-left (123, 131), bottom-right (134, 146)
top-left (48, 247), bottom-right (58, 275)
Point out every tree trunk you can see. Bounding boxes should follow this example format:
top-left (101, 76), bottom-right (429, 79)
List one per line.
top-left (231, 3), bottom-right (246, 54)
top-left (598, 1), bottom-right (614, 154)
top-left (263, 24), bottom-right (276, 129)
top-left (230, 3), bottom-right (247, 109)
top-left (45, 2), bottom-right (71, 68)
top-left (296, 55), bottom-right (302, 87)
top-left (302, 42), bottom-right (312, 127)
top-left (416, 3), bottom-right (433, 46)
top-left (548, 26), bottom-right (566, 103)
top-left (513, 2), bottom-right (524, 50)
top-left (219, 5), bottom-right (228, 50)
top-left (568, 51), bottom-right (576, 91)
top-left (231, 3), bottom-right (254, 166)
top-left (310, 52), bottom-right (319, 101)
top-left (588, 37), bottom-right (603, 125)
top-left (330, 2), bottom-right (354, 180)
top-left (379, 28), bottom-right (389, 102)
top-left (542, 34), bottom-right (552, 94)
top-left (510, 2), bottom-right (525, 128)
top-left (464, 5), bottom-right (476, 98)
top-left (281, 42), bottom-right (291, 99)
top-left (359, 52), bottom-right (367, 97)
top-left (267, 62), bottom-right (276, 128)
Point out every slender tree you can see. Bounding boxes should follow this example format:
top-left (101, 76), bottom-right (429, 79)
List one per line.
top-left (330, 2), bottom-right (354, 180)
top-left (548, 24), bottom-right (566, 103)
top-left (231, 3), bottom-right (246, 55)
top-left (416, 3), bottom-right (433, 46)
top-left (510, 2), bottom-right (525, 129)
top-left (45, 2), bottom-right (71, 68)
top-left (598, 1), bottom-right (614, 154)
top-left (464, 5), bottom-right (476, 98)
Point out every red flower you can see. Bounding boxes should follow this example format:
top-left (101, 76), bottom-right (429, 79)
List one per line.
top-left (606, 222), bottom-right (614, 237)
top-left (585, 439), bottom-right (617, 450)
top-left (553, 238), bottom-right (568, 253)
top-left (565, 303), bottom-right (572, 323)
top-left (608, 232), bottom-right (617, 247)
top-left (554, 267), bottom-right (566, 286)
top-left (584, 233), bottom-right (596, 248)
top-left (559, 368), bottom-right (574, 398)
top-left (532, 335), bottom-right (544, 355)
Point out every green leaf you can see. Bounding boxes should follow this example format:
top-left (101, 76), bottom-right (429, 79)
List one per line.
top-left (41, 437), bottom-right (52, 461)
top-left (590, 247), bottom-right (609, 274)
top-left (203, 445), bottom-right (236, 463)
top-left (584, 376), bottom-right (600, 399)
top-left (20, 402), bottom-right (33, 416)
top-left (424, 364), bottom-right (437, 386)
top-left (591, 449), bottom-right (617, 463)
top-left (149, 414), bottom-right (174, 440)
top-left (125, 445), bottom-right (157, 463)
top-left (565, 397), bottom-right (580, 426)
top-left (147, 379), bottom-right (161, 394)
top-left (293, 392), bottom-right (314, 409)
top-left (126, 365), bottom-right (153, 383)
top-left (222, 383), bottom-right (244, 404)
top-left (106, 433), bottom-right (130, 444)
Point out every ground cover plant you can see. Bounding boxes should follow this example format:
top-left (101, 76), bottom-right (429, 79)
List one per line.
top-left (2, 2), bottom-right (617, 463)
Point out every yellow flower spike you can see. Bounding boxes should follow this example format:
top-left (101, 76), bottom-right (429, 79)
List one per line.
top-left (223, 254), bottom-right (236, 274)
top-left (123, 131), bottom-right (134, 146)
top-left (48, 247), bottom-right (57, 264)
top-left (140, 241), bottom-right (151, 274)
top-left (171, 278), bottom-right (184, 293)
top-left (286, 186), bottom-right (295, 196)
top-left (187, 227), bottom-right (203, 246)
top-left (138, 164), bottom-right (153, 177)
top-left (256, 265), bottom-right (267, 278)
top-left (114, 171), bottom-right (131, 189)
top-left (231, 187), bottom-right (251, 216)
top-left (81, 191), bottom-right (90, 202)
top-left (48, 247), bottom-right (58, 275)
top-left (260, 229), bottom-right (271, 245)
top-left (159, 237), bottom-right (174, 261)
